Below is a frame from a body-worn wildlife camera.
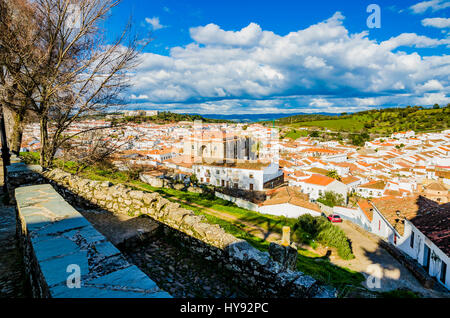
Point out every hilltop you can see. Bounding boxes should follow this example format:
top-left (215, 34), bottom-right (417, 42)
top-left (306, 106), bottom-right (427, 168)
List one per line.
top-left (265, 105), bottom-right (450, 135)
top-left (86, 111), bottom-right (233, 124)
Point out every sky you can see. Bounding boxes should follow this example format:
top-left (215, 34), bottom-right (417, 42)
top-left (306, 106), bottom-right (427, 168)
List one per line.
top-left (104, 0), bottom-right (450, 114)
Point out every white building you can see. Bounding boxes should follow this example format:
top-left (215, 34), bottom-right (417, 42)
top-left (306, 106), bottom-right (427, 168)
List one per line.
top-left (296, 174), bottom-right (348, 202)
top-left (257, 187), bottom-right (322, 218)
top-left (193, 160), bottom-right (283, 191)
top-left (368, 195), bottom-right (450, 290)
top-left (356, 180), bottom-right (386, 198)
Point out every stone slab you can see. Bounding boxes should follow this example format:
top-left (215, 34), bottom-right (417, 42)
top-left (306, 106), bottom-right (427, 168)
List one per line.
top-left (16, 184), bottom-right (171, 298)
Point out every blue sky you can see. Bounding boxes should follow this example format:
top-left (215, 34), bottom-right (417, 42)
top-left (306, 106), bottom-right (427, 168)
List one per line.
top-left (104, 0), bottom-right (450, 114)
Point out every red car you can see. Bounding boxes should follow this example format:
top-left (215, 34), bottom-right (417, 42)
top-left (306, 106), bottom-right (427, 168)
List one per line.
top-left (327, 214), bottom-right (343, 223)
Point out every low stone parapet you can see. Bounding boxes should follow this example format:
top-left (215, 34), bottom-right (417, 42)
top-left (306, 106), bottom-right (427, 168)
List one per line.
top-left (15, 183), bottom-right (172, 298)
top-left (9, 163), bottom-right (337, 298)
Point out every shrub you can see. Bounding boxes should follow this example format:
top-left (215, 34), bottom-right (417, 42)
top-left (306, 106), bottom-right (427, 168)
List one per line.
top-left (317, 191), bottom-right (345, 207)
top-left (294, 215), bottom-right (354, 260)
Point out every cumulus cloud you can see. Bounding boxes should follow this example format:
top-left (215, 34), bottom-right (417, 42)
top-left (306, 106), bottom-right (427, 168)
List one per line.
top-left (422, 17), bottom-right (450, 28)
top-left (309, 98), bottom-right (333, 107)
top-left (129, 12), bottom-right (450, 113)
top-left (145, 17), bottom-right (165, 31)
top-left (410, 0), bottom-right (450, 14)
top-left (189, 23), bottom-right (264, 47)
top-left (416, 79), bottom-right (445, 92)
top-left (380, 33), bottom-right (450, 50)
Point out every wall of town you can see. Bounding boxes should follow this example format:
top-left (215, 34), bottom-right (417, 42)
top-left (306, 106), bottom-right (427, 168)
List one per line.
top-left (215, 191), bottom-right (260, 211)
top-left (7, 163), bottom-right (337, 298)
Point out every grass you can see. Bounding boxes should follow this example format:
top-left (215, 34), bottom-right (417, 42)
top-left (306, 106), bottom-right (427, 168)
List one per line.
top-left (380, 289), bottom-right (420, 298)
top-left (290, 118), bottom-right (365, 132)
top-left (283, 129), bottom-right (309, 140)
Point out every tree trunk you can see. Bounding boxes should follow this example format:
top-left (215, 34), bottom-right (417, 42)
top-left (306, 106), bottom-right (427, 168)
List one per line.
top-left (10, 107), bottom-right (26, 155)
top-left (39, 116), bottom-right (49, 168)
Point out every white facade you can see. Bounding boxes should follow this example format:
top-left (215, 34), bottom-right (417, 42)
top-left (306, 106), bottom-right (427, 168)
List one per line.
top-left (297, 178), bottom-right (348, 202)
top-left (258, 203), bottom-right (322, 219)
top-left (193, 162), bottom-right (282, 191)
top-left (400, 220), bottom-right (450, 291)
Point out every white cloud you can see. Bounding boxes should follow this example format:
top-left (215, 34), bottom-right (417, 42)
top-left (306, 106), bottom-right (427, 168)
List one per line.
top-left (129, 12), bottom-right (450, 113)
top-left (422, 17), bottom-right (450, 28)
top-left (417, 79), bottom-right (445, 92)
top-left (414, 92), bottom-right (449, 105)
top-left (189, 23), bottom-right (263, 47)
top-left (410, 0), bottom-right (450, 14)
top-left (380, 33), bottom-right (449, 50)
top-left (145, 17), bottom-right (165, 31)
top-left (130, 94), bottom-right (149, 100)
top-left (309, 98), bottom-right (333, 107)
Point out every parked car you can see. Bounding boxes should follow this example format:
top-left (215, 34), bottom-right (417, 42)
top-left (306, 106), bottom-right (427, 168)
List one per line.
top-left (327, 214), bottom-right (343, 223)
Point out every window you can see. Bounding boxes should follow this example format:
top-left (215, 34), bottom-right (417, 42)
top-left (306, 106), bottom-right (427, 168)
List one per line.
top-left (441, 262), bottom-right (447, 284)
top-left (379, 220), bottom-right (381, 231)
top-left (394, 234), bottom-right (397, 245)
top-left (410, 231), bottom-right (415, 249)
top-left (249, 174), bottom-right (254, 179)
top-left (234, 183), bottom-right (238, 189)
top-left (249, 184), bottom-right (254, 191)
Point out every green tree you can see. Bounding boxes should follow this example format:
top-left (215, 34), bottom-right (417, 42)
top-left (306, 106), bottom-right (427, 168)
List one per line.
top-left (317, 191), bottom-right (345, 207)
top-left (326, 170), bottom-right (341, 181)
top-left (309, 130), bottom-right (320, 138)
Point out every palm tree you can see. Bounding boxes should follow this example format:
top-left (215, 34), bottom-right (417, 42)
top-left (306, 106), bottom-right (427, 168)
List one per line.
top-left (326, 170), bottom-right (341, 181)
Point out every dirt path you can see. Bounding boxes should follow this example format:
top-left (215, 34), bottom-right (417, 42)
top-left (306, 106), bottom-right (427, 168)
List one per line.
top-left (333, 221), bottom-right (449, 297)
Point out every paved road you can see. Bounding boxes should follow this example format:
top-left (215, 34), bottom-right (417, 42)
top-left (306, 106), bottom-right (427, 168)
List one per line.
top-left (333, 220), bottom-right (449, 297)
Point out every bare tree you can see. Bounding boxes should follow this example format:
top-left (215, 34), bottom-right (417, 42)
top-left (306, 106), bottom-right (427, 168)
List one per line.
top-left (2, 0), bottom-right (148, 168)
top-left (61, 127), bottom-right (135, 173)
top-left (0, 0), bottom-right (40, 155)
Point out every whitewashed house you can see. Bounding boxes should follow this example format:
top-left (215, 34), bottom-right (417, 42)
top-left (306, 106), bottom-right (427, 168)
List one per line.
top-left (257, 187), bottom-right (322, 218)
top-left (369, 195), bottom-right (449, 290)
top-left (356, 180), bottom-right (386, 198)
top-left (296, 174), bottom-right (348, 202)
top-left (193, 160), bottom-right (283, 191)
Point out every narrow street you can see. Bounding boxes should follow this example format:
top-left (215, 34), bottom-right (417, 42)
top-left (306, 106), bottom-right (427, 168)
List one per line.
top-left (333, 220), bottom-right (449, 297)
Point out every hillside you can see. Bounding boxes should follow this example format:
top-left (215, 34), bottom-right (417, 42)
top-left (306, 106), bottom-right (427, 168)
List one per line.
top-left (269, 105), bottom-right (450, 135)
top-left (89, 111), bottom-right (232, 124)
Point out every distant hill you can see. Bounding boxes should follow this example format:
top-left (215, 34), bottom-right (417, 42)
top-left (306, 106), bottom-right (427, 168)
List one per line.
top-left (96, 111), bottom-right (232, 124)
top-left (196, 112), bottom-right (341, 123)
top-left (269, 105), bottom-right (450, 135)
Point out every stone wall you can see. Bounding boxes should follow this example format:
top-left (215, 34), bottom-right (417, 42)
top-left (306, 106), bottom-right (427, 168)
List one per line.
top-left (15, 183), bottom-right (172, 298)
top-left (8, 164), bottom-right (337, 298)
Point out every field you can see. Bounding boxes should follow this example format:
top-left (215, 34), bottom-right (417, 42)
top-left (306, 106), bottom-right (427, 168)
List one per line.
top-left (290, 118), bottom-right (365, 132)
